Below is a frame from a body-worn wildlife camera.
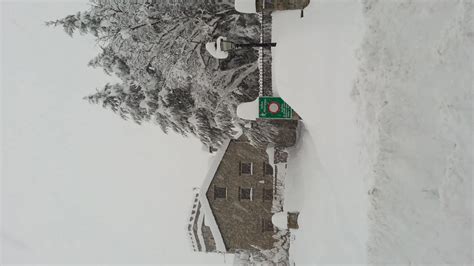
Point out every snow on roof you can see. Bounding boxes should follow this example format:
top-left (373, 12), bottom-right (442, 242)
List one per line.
top-left (234, 0), bottom-right (256, 13)
top-left (205, 37), bottom-right (229, 59)
top-left (198, 139), bottom-right (232, 252)
top-left (266, 145), bottom-right (275, 165)
top-left (186, 189), bottom-right (201, 252)
top-left (236, 98), bottom-right (259, 120)
top-left (272, 212), bottom-right (288, 229)
top-left (196, 209), bottom-right (207, 252)
top-left (231, 124), bottom-right (243, 139)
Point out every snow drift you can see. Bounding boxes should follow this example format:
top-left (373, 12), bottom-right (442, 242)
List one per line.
top-left (272, 1), bottom-right (368, 264)
top-left (273, 0), bottom-right (472, 264)
top-left (354, 0), bottom-right (473, 263)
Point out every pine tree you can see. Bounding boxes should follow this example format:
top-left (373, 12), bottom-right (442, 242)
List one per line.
top-left (45, 11), bottom-right (102, 37)
top-left (88, 46), bottom-right (130, 77)
top-left (50, 0), bottom-right (262, 147)
top-left (84, 83), bottom-right (149, 124)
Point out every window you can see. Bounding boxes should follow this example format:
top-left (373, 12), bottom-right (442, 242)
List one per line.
top-left (240, 162), bottom-right (253, 175)
top-left (239, 187), bottom-right (253, 201)
top-left (263, 188), bottom-right (273, 201)
top-left (261, 218), bottom-right (274, 232)
top-left (214, 186), bottom-right (227, 199)
top-left (263, 162), bottom-right (274, 176)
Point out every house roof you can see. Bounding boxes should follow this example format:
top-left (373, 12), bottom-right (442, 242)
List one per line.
top-left (198, 139), bottom-right (232, 252)
top-left (234, 0), bottom-right (257, 13)
top-left (236, 98), bottom-right (259, 120)
top-left (205, 37), bottom-right (229, 59)
top-left (186, 189), bottom-right (201, 252)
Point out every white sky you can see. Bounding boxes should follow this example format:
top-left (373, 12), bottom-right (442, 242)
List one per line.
top-left (1, 1), bottom-right (228, 264)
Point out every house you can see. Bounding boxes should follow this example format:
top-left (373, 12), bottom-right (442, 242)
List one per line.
top-left (187, 120), bottom-right (298, 253)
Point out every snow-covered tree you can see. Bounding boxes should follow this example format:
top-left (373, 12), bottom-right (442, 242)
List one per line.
top-left (49, 0), bottom-right (262, 147)
top-left (88, 46), bottom-right (130, 77)
top-left (84, 83), bottom-right (149, 124)
top-left (45, 11), bottom-right (102, 37)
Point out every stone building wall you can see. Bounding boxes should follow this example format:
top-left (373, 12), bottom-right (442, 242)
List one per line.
top-left (267, 119), bottom-right (299, 147)
top-left (206, 138), bottom-right (277, 252)
top-left (202, 223), bottom-right (217, 251)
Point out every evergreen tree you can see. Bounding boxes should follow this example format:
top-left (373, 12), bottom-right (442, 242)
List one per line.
top-left (84, 83), bottom-right (149, 124)
top-left (88, 46), bottom-right (130, 77)
top-left (50, 0), bottom-right (262, 147)
top-left (45, 11), bottom-right (102, 37)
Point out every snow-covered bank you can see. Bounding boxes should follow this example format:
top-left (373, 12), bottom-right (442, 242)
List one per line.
top-left (272, 1), bottom-right (368, 264)
top-left (273, 0), bottom-right (472, 263)
top-left (285, 126), bottom-right (368, 263)
top-left (354, 0), bottom-right (473, 263)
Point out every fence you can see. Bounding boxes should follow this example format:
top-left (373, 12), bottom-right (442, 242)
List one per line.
top-left (259, 12), bottom-right (273, 97)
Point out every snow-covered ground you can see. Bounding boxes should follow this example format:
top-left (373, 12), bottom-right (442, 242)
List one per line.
top-left (273, 1), bottom-right (368, 264)
top-left (356, 1), bottom-right (473, 263)
top-left (273, 0), bottom-right (472, 264)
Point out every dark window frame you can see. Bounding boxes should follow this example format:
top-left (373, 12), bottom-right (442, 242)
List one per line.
top-left (262, 188), bottom-right (273, 201)
top-left (214, 186), bottom-right (227, 200)
top-left (261, 218), bottom-right (274, 232)
top-left (263, 162), bottom-right (274, 176)
top-left (238, 187), bottom-right (253, 201)
top-left (239, 161), bottom-right (253, 176)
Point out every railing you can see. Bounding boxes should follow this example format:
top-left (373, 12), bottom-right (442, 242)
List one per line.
top-left (186, 188), bottom-right (201, 251)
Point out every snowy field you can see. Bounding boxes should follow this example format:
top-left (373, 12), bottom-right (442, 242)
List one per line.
top-left (273, 1), bottom-right (368, 264)
top-left (356, 0), bottom-right (472, 263)
top-left (273, 0), bottom-right (472, 264)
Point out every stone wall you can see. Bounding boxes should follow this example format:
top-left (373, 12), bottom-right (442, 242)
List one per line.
top-left (260, 13), bottom-right (273, 96)
top-left (269, 119), bottom-right (299, 147)
top-left (206, 138), bottom-right (277, 252)
top-left (202, 223), bottom-right (217, 252)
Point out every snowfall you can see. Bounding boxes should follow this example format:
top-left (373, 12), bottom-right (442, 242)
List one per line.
top-left (271, 0), bottom-right (472, 264)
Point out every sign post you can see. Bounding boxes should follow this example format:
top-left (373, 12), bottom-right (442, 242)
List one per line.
top-left (259, 97), bottom-right (293, 119)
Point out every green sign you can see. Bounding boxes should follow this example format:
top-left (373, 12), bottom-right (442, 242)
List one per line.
top-left (259, 97), bottom-right (293, 119)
